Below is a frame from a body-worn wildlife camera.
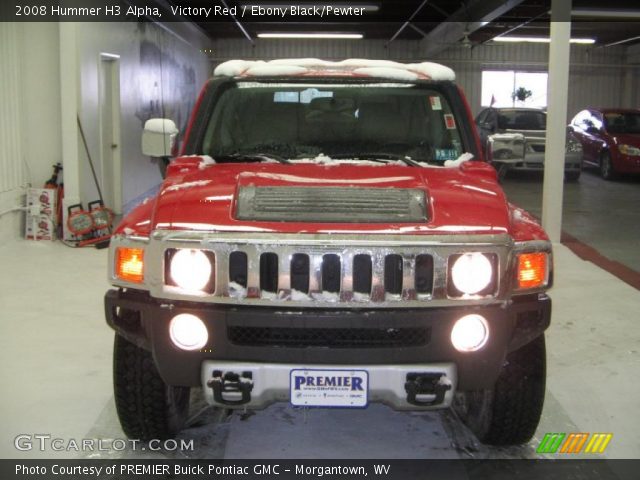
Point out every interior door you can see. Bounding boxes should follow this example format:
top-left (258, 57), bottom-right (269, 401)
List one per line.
top-left (99, 54), bottom-right (122, 214)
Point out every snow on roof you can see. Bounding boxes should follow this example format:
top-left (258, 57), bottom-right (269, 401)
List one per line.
top-left (213, 58), bottom-right (455, 81)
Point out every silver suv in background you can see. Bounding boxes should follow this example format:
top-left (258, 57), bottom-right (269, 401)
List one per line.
top-left (476, 107), bottom-right (582, 181)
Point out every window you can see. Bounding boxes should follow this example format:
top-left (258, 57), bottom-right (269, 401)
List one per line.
top-left (481, 70), bottom-right (548, 108)
top-left (201, 83), bottom-right (466, 165)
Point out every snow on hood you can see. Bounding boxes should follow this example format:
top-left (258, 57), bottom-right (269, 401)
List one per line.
top-left (213, 58), bottom-right (455, 81)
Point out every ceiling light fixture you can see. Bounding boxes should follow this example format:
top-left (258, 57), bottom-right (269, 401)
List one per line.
top-left (258, 33), bottom-right (364, 39)
top-left (493, 36), bottom-right (595, 44)
top-left (571, 8), bottom-right (640, 19)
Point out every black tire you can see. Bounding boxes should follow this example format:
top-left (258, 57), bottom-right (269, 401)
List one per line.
top-left (113, 334), bottom-right (190, 441)
top-left (565, 170), bottom-right (581, 182)
top-left (493, 163), bottom-right (510, 182)
top-left (600, 151), bottom-right (616, 180)
top-left (454, 334), bottom-right (546, 446)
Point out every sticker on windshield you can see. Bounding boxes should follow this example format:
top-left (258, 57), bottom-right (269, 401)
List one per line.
top-left (444, 114), bottom-right (456, 129)
top-left (435, 148), bottom-right (459, 161)
top-left (429, 96), bottom-right (442, 110)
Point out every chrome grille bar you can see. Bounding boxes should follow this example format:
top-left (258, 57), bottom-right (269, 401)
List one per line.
top-left (140, 231), bottom-right (513, 309)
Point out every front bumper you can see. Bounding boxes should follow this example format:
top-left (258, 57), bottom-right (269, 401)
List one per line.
top-left (201, 361), bottom-right (456, 410)
top-left (105, 289), bottom-right (550, 397)
top-left (495, 151), bottom-right (582, 173)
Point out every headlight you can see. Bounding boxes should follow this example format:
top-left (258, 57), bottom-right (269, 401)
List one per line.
top-left (619, 144), bottom-right (640, 156)
top-left (566, 138), bottom-right (583, 153)
top-left (169, 249), bottom-right (213, 292)
top-left (450, 252), bottom-right (493, 295)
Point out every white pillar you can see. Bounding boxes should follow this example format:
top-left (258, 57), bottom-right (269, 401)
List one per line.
top-left (59, 22), bottom-right (81, 240)
top-left (541, 2), bottom-right (571, 243)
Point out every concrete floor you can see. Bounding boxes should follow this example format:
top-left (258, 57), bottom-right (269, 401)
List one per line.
top-left (1, 238), bottom-right (639, 460)
top-left (502, 168), bottom-right (640, 273)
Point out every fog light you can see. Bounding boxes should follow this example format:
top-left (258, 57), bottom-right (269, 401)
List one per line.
top-left (169, 314), bottom-right (208, 351)
top-left (451, 314), bottom-right (489, 352)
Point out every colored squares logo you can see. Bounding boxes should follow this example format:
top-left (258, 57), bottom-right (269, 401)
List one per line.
top-left (537, 433), bottom-right (612, 454)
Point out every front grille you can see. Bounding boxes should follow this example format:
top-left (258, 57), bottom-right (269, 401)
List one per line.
top-left (226, 249), bottom-right (434, 301)
top-left (151, 231), bottom-right (512, 307)
top-left (228, 326), bottom-right (430, 348)
top-left (236, 186), bottom-right (428, 223)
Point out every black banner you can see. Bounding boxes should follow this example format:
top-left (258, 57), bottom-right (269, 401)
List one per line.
top-left (0, 0), bottom-right (587, 23)
top-left (2, 459), bottom-right (640, 480)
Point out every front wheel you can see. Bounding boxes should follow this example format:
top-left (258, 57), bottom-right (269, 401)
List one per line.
top-left (454, 335), bottom-right (546, 445)
top-left (600, 152), bottom-right (616, 180)
top-left (113, 334), bottom-right (190, 441)
top-left (565, 170), bottom-right (581, 182)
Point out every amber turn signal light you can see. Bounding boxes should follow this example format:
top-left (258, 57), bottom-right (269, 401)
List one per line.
top-left (115, 247), bottom-right (144, 283)
top-left (517, 252), bottom-right (547, 289)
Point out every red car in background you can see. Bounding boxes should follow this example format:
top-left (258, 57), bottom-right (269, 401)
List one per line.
top-left (570, 108), bottom-right (640, 180)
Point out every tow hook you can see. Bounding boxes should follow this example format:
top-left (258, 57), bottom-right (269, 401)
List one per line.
top-left (207, 371), bottom-right (254, 406)
top-left (404, 373), bottom-right (452, 407)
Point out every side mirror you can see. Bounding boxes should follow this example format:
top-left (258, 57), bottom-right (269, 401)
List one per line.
top-left (142, 118), bottom-right (178, 157)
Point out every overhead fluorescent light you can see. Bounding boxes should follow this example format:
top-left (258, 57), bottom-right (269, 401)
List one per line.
top-left (493, 36), bottom-right (595, 44)
top-left (571, 8), bottom-right (640, 19)
top-left (258, 33), bottom-right (364, 39)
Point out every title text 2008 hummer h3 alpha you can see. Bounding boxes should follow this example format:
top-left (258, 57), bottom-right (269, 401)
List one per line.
top-left (105, 59), bottom-right (552, 446)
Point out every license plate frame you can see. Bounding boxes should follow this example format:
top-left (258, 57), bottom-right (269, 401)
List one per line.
top-left (289, 368), bottom-right (369, 408)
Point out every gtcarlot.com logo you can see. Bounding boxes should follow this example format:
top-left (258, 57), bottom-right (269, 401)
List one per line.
top-left (14, 434), bottom-right (194, 452)
top-left (537, 432), bottom-right (613, 454)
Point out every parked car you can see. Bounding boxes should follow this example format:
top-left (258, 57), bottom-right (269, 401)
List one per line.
top-left (476, 107), bottom-right (582, 181)
top-left (106, 59), bottom-right (552, 446)
top-left (569, 108), bottom-right (640, 180)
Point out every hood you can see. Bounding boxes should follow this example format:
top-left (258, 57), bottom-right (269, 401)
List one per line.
top-left (151, 159), bottom-right (511, 236)
top-left (613, 133), bottom-right (640, 146)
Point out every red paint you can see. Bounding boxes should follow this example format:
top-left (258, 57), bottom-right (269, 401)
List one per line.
top-left (116, 67), bottom-right (546, 244)
top-left (571, 107), bottom-right (640, 175)
top-left (508, 204), bottom-right (549, 242)
top-left (115, 159), bottom-right (530, 237)
top-left (115, 199), bottom-right (155, 237)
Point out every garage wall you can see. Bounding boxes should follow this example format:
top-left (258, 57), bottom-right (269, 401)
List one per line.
top-left (0, 21), bottom-right (212, 241)
top-left (210, 39), bottom-right (634, 121)
top-left (73, 22), bottom-right (212, 214)
top-left (0, 23), bottom-right (62, 243)
top-left (0, 23), bottom-right (26, 242)
top-left (210, 38), bottom-right (423, 62)
top-left (432, 43), bottom-right (632, 119)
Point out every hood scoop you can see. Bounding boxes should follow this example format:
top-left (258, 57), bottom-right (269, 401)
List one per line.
top-left (236, 186), bottom-right (428, 223)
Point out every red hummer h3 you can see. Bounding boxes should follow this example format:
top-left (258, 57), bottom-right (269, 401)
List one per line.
top-left (105, 59), bottom-right (552, 446)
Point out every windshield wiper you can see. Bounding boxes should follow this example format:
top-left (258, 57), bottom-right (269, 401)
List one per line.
top-left (215, 152), bottom-right (290, 164)
top-left (331, 152), bottom-right (422, 167)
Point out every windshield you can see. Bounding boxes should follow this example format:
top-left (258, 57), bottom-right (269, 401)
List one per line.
top-left (604, 112), bottom-right (640, 134)
top-left (200, 82), bottom-right (466, 165)
top-left (497, 110), bottom-right (546, 131)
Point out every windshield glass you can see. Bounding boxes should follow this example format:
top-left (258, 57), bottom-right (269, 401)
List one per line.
top-left (604, 112), bottom-right (640, 134)
top-left (201, 82), bottom-right (466, 164)
top-left (497, 110), bottom-right (546, 131)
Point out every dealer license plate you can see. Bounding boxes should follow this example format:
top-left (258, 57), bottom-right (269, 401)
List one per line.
top-left (290, 369), bottom-right (368, 407)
